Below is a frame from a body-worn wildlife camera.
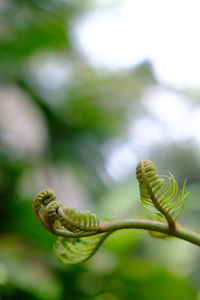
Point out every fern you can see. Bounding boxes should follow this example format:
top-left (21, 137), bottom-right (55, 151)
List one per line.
top-left (136, 160), bottom-right (188, 231)
top-left (33, 189), bottom-right (56, 218)
top-left (33, 189), bottom-right (57, 232)
top-left (54, 233), bottom-right (110, 264)
top-left (32, 160), bottom-right (200, 265)
top-left (59, 207), bottom-right (100, 233)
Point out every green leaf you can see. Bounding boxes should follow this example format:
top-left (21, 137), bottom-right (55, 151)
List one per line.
top-left (59, 207), bottom-right (100, 233)
top-left (136, 160), bottom-right (188, 220)
top-left (54, 233), bottom-right (110, 264)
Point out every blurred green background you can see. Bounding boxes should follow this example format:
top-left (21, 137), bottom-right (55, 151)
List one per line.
top-left (1, 0), bottom-right (200, 299)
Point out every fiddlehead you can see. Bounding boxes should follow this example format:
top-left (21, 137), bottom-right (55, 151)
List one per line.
top-left (43, 200), bottom-right (63, 232)
top-left (136, 160), bottom-right (188, 232)
top-left (33, 160), bottom-right (200, 265)
top-left (33, 189), bottom-right (57, 232)
top-left (33, 189), bottom-right (56, 215)
top-left (33, 188), bottom-right (106, 263)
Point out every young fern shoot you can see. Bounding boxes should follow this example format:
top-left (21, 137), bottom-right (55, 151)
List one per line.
top-left (136, 160), bottom-right (188, 233)
top-left (33, 160), bottom-right (199, 265)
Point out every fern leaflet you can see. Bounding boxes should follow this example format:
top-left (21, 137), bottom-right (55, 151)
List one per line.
top-left (54, 233), bottom-right (110, 264)
top-left (136, 160), bottom-right (188, 230)
top-left (59, 207), bottom-right (100, 233)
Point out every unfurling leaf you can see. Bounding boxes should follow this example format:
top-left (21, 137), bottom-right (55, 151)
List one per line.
top-left (33, 159), bottom-right (193, 265)
top-left (59, 207), bottom-right (100, 233)
top-left (54, 233), bottom-right (110, 264)
top-left (136, 160), bottom-right (188, 222)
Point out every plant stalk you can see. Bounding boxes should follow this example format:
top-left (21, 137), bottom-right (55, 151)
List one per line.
top-left (98, 218), bottom-right (200, 247)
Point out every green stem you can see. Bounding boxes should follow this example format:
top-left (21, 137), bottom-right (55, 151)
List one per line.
top-left (53, 227), bottom-right (100, 238)
top-left (99, 218), bottom-right (200, 247)
top-left (52, 217), bottom-right (200, 247)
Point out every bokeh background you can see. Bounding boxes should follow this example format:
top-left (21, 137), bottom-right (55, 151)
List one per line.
top-left (1, 0), bottom-right (200, 299)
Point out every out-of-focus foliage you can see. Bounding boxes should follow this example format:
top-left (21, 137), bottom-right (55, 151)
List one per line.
top-left (1, 0), bottom-right (200, 299)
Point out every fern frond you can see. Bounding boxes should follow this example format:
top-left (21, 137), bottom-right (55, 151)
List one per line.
top-left (136, 160), bottom-right (188, 231)
top-left (58, 207), bottom-right (100, 233)
top-left (43, 200), bottom-right (63, 232)
top-left (33, 189), bottom-right (100, 235)
top-left (33, 189), bottom-right (56, 216)
top-left (54, 233), bottom-right (110, 264)
top-left (32, 189), bottom-right (57, 231)
top-left (32, 170), bottom-right (196, 266)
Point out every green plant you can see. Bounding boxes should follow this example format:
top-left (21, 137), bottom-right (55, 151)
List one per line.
top-left (32, 159), bottom-right (200, 264)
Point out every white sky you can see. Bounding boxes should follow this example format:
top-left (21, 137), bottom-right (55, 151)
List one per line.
top-left (75, 0), bottom-right (200, 88)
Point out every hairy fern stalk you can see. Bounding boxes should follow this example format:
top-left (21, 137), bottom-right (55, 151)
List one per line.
top-left (33, 160), bottom-right (200, 265)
